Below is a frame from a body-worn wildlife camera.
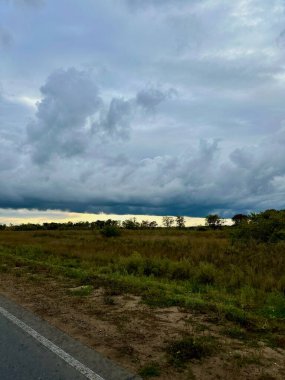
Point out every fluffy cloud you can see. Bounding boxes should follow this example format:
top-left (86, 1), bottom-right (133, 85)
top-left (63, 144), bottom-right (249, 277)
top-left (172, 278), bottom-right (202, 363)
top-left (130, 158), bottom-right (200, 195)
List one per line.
top-left (26, 68), bottom-right (172, 163)
top-left (27, 68), bottom-right (101, 162)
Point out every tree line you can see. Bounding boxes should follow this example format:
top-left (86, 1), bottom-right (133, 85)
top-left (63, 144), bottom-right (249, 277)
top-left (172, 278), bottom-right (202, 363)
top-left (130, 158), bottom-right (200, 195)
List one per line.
top-left (0, 209), bottom-right (284, 242)
top-left (0, 217), bottom-right (186, 231)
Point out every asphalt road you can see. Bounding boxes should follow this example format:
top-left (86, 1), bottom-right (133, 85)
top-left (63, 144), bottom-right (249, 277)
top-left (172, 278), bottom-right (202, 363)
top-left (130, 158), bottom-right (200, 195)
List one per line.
top-left (0, 312), bottom-right (89, 380)
top-left (0, 295), bottom-right (139, 380)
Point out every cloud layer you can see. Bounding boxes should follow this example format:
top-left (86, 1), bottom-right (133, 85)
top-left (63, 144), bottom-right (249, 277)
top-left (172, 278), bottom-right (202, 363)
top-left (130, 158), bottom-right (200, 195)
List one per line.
top-left (1, 0), bottom-right (285, 216)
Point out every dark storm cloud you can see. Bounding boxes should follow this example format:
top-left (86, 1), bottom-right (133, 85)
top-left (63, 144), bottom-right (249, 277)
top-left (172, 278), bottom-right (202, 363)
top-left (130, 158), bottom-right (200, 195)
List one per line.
top-left (1, 0), bottom-right (285, 217)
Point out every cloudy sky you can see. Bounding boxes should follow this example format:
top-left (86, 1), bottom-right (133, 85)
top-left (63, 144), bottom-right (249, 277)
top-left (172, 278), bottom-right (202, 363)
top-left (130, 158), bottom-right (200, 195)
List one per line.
top-left (1, 0), bottom-right (285, 219)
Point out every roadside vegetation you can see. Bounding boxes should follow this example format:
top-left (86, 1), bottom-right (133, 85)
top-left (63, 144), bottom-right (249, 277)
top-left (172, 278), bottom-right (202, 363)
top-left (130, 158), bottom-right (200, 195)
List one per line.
top-left (0, 209), bottom-right (284, 379)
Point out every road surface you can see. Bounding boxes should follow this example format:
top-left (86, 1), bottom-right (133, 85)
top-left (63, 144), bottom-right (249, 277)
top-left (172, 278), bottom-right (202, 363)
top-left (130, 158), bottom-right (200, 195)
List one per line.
top-left (0, 295), bottom-right (139, 380)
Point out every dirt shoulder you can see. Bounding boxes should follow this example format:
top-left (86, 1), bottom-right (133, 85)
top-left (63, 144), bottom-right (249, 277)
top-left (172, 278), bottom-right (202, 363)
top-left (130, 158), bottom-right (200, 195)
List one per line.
top-left (0, 271), bottom-right (284, 380)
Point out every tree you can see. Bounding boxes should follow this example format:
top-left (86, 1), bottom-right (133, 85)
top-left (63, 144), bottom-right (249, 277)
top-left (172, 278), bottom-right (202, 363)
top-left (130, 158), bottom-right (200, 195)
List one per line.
top-left (140, 220), bottom-right (150, 229)
top-left (162, 216), bottom-right (174, 228)
top-left (91, 219), bottom-right (119, 229)
top-left (232, 214), bottom-right (248, 226)
top-left (149, 221), bottom-right (158, 229)
top-left (122, 218), bottom-right (140, 229)
top-left (140, 220), bottom-right (158, 229)
top-left (205, 214), bottom-right (222, 229)
top-left (176, 216), bottom-right (185, 229)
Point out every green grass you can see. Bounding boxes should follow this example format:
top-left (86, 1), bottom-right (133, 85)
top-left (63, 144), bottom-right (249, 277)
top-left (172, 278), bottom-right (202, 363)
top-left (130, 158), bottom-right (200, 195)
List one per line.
top-left (0, 229), bottom-right (284, 339)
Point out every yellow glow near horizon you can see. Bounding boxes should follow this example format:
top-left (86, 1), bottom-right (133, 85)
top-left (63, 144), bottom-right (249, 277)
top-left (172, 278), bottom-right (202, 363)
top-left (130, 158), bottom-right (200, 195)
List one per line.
top-left (0, 208), bottom-right (210, 227)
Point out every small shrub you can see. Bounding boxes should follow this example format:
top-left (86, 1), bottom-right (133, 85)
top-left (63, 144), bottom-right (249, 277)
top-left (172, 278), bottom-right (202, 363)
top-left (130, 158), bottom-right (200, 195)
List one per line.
top-left (103, 295), bottom-right (115, 305)
top-left (100, 225), bottom-right (121, 238)
top-left (196, 262), bottom-right (218, 285)
top-left (139, 363), bottom-right (160, 378)
top-left (124, 252), bottom-right (144, 276)
top-left (269, 229), bottom-right (285, 242)
top-left (222, 305), bottom-right (250, 327)
top-left (261, 292), bottom-right (285, 319)
top-left (166, 335), bottom-right (216, 367)
top-left (239, 286), bottom-right (257, 309)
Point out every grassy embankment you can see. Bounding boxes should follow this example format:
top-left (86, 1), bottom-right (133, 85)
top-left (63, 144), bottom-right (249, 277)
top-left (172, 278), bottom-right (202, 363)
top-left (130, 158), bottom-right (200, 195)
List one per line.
top-left (0, 228), bottom-right (284, 378)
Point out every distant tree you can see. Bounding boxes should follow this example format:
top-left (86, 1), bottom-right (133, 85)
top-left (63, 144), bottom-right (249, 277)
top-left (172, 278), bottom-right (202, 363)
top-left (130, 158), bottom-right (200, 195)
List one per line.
top-left (140, 220), bottom-right (159, 229)
top-left (162, 216), bottom-right (174, 228)
top-left (0, 224), bottom-right (6, 230)
top-left (149, 221), bottom-right (158, 229)
top-left (122, 218), bottom-right (140, 229)
top-left (91, 219), bottom-right (119, 229)
top-left (140, 220), bottom-right (150, 229)
top-left (91, 220), bottom-right (106, 229)
top-left (176, 216), bottom-right (185, 229)
top-left (232, 214), bottom-right (248, 226)
top-left (206, 214), bottom-right (222, 229)
top-left (105, 219), bottom-right (120, 227)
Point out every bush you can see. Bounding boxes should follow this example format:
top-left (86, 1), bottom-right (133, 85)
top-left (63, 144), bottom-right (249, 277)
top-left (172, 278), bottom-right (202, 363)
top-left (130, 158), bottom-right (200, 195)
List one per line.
top-left (196, 262), bottom-right (218, 285)
top-left (232, 209), bottom-right (285, 243)
top-left (100, 225), bottom-right (121, 238)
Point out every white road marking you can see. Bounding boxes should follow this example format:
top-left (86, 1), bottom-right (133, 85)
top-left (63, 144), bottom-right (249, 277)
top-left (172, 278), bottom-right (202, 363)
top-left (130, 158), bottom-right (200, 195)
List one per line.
top-left (0, 305), bottom-right (105, 380)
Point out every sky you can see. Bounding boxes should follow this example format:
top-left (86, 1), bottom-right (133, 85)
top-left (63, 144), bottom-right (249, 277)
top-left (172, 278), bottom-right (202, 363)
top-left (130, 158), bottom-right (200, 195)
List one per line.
top-left (1, 0), bottom-right (285, 221)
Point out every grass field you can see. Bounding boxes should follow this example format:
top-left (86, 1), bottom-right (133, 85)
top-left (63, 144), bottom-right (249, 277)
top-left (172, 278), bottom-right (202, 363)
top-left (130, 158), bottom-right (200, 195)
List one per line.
top-left (0, 228), bottom-right (284, 379)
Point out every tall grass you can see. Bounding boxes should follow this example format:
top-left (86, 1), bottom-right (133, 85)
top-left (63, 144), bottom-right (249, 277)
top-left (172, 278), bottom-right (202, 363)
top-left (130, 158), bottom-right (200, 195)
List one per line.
top-left (0, 229), bottom-right (284, 328)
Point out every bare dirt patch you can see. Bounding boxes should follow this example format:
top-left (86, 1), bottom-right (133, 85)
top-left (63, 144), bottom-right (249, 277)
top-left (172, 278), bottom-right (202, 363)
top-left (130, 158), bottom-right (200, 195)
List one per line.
top-left (1, 271), bottom-right (284, 380)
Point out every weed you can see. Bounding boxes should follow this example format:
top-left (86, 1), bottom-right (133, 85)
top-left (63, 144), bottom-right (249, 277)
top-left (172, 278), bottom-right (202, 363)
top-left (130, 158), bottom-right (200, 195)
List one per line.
top-left (223, 326), bottom-right (247, 340)
top-left (138, 363), bottom-right (160, 378)
top-left (166, 335), bottom-right (217, 367)
top-left (103, 295), bottom-right (115, 305)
